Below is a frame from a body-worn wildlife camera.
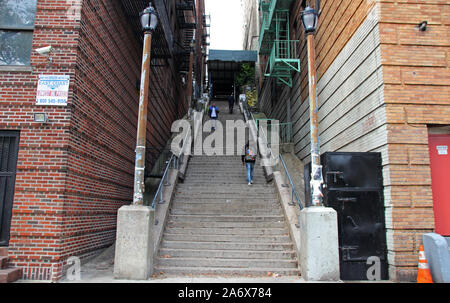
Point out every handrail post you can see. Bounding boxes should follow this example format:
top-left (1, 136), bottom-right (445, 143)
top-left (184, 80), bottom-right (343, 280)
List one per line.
top-left (159, 186), bottom-right (164, 204)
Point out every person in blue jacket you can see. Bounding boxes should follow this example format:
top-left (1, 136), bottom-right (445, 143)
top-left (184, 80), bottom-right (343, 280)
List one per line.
top-left (208, 103), bottom-right (219, 131)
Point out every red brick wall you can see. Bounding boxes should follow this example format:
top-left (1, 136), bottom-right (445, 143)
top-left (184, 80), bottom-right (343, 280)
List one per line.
top-left (0, 0), bottom-right (79, 280)
top-left (1, 0), bottom-right (188, 281)
top-left (379, 0), bottom-right (450, 281)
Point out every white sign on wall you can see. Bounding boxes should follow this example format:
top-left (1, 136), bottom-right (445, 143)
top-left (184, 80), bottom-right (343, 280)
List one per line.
top-left (437, 145), bottom-right (448, 155)
top-left (36, 75), bottom-right (70, 106)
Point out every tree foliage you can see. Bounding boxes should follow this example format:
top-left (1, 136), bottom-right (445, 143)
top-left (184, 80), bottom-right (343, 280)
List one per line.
top-left (235, 63), bottom-right (255, 88)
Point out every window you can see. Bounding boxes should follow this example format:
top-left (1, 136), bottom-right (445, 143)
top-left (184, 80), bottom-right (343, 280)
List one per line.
top-left (0, 0), bottom-right (37, 66)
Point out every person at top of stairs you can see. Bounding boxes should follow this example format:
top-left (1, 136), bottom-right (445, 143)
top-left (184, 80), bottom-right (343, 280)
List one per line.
top-left (228, 93), bottom-right (235, 114)
top-left (242, 141), bottom-right (257, 186)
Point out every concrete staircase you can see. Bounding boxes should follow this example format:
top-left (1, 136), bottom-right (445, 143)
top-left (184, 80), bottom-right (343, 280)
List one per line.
top-left (0, 247), bottom-right (22, 283)
top-left (154, 101), bottom-right (299, 277)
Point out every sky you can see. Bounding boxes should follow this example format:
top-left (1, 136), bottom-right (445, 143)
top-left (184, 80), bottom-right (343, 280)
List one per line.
top-left (204, 0), bottom-right (244, 50)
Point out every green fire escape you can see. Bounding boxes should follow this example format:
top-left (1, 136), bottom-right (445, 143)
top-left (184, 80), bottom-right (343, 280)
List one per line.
top-left (259, 0), bottom-right (300, 87)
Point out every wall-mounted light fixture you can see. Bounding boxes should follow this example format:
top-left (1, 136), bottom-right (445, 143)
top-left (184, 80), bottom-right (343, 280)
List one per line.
top-left (418, 21), bottom-right (427, 31)
top-left (34, 113), bottom-right (48, 123)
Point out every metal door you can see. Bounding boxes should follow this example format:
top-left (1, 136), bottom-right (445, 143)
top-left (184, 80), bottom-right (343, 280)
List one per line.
top-left (328, 190), bottom-right (388, 280)
top-left (428, 134), bottom-right (450, 236)
top-left (305, 152), bottom-right (388, 280)
top-left (0, 131), bottom-right (20, 246)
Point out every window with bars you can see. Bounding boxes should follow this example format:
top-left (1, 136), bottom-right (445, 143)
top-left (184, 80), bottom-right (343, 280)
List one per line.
top-left (0, 131), bottom-right (20, 246)
top-left (0, 0), bottom-right (37, 66)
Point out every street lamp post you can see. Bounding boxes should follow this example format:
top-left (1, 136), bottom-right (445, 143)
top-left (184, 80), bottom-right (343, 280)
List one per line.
top-left (133, 3), bottom-right (158, 205)
top-left (201, 47), bottom-right (206, 95)
top-left (301, 5), bottom-right (323, 207)
top-left (298, 6), bottom-right (339, 282)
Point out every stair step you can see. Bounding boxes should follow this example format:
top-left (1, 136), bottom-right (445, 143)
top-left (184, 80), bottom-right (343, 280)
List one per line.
top-left (184, 178), bottom-right (265, 182)
top-left (0, 247), bottom-right (7, 257)
top-left (170, 210), bottom-right (281, 217)
top-left (168, 214), bottom-right (285, 222)
top-left (188, 158), bottom-right (246, 161)
top-left (169, 209), bottom-right (282, 216)
top-left (156, 257), bottom-right (297, 268)
top-left (175, 193), bottom-right (274, 199)
top-left (166, 221), bottom-right (286, 228)
top-left (0, 267), bottom-right (22, 283)
top-left (163, 234), bottom-right (291, 243)
top-left (154, 266), bottom-right (300, 277)
top-left (158, 248), bottom-right (296, 259)
top-left (176, 184), bottom-right (274, 191)
top-left (171, 203), bottom-right (278, 211)
top-left (175, 190), bottom-right (275, 196)
top-left (183, 181), bottom-right (269, 185)
top-left (0, 256), bottom-right (8, 269)
top-left (172, 198), bottom-right (277, 204)
top-left (185, 168), bottom-right (265, 173)
top-left (182, 177), bottom-right (265, 182)
top-left (172, 198), bottom-right (276, 204)
top-left (186, 163), bottom-right (261, 167)
top-left (164, 227), bottom-right (288, 236)
top-left (161, 240), bottom-right (294, 251)
top-left (185, 173), bottom-right (263, 177)
top-left (185, 172), bottom-right (263, 176)
top-left (186, 166), bottom-right (265, 170)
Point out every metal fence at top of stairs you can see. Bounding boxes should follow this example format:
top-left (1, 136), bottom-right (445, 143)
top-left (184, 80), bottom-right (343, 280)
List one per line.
top-left (255, 118), bottom-right (293, 145)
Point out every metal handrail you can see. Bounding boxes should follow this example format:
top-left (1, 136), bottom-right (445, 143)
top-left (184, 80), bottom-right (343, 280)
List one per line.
top-left (279, 154), bottom-right (303, 210)
top-left (151, 118), bottom-right (192, 210)
top-left (151, 154), bottom-right (176, 209)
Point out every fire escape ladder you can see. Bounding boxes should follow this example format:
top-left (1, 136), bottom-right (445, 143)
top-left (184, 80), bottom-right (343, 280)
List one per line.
top-left (175, 0), bottom-right (197, 73)
top-left (202, 14), bottom-right (210, 47)
top-left (258, 0), bottom-right (300, 87)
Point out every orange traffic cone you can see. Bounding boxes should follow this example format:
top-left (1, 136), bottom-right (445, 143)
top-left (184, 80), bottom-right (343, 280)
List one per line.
top-left (417, 245), bottom-right (433, 283)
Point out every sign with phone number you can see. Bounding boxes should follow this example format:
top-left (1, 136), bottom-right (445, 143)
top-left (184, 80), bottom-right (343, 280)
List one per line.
top-left (36, 75), bottom-right (70, 106)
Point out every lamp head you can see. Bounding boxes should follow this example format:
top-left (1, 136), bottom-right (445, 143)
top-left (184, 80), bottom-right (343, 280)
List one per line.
top-left (140, 3), bottom-right (158, 32)
top-left (301, 5), bottom-right (319, 34)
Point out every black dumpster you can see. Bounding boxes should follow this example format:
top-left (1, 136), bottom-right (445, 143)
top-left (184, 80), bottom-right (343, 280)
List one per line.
top-left (304, 152), bottom-right (388, 280)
